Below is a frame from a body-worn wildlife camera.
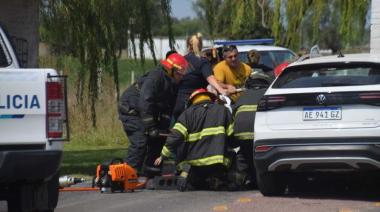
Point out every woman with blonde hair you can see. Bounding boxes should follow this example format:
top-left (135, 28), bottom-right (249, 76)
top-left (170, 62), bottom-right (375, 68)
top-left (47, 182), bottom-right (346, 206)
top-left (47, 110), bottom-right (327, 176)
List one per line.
top-left (172, 32), bottom-right (228, 120)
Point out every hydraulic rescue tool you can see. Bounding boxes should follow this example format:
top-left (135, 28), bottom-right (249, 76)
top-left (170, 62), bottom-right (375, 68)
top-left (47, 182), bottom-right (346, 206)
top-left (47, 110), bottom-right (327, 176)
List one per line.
top-left (59, 176), bottom-right (85, 188)
top-left (94, 158), bottom-right (139, 193)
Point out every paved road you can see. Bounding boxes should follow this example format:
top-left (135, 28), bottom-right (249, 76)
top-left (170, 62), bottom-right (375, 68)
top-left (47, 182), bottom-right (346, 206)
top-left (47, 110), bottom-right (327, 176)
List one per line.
top-left (1, 175), bottom-right (380, 212)
top-left (56, 188), bottom-right (380, 212)
top-left (55, 176), bottom-right (380, 212)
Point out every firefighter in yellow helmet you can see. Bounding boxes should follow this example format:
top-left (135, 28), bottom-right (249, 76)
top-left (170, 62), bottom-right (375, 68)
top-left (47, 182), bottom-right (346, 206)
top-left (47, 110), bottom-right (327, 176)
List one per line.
top-left (118, 53), bottom-right (189, 177)
top-left (154, 88), bottom-right (237, 191)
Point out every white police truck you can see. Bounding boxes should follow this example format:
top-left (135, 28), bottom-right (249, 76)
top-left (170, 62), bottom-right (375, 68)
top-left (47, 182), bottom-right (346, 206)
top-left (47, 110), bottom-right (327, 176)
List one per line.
top-left (0, 25), bottom-right (68, 211)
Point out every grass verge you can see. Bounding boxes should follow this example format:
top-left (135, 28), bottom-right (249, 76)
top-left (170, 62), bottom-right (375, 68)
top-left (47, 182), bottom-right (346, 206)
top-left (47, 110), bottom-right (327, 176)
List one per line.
top-left (60, 146), bottom-right (128, 178)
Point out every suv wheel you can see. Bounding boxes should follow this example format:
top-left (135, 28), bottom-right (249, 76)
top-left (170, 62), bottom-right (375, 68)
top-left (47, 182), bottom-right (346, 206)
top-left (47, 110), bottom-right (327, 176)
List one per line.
top-left (256, 170), bottom-right (286, 196)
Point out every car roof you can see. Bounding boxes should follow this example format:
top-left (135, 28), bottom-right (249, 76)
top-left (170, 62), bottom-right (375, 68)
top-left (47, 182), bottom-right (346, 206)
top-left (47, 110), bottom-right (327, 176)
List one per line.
top-left (236, 45), bottom-right (294, 52)
top-left (289, 53), bottom-right (380, 67)
top-left (202, 44), bottom-right (295, 53)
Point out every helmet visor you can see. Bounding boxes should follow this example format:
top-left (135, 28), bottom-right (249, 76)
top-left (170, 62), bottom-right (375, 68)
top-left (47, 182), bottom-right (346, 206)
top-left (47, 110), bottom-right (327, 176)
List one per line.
top-left (173, 66), bottom-right (190, 76)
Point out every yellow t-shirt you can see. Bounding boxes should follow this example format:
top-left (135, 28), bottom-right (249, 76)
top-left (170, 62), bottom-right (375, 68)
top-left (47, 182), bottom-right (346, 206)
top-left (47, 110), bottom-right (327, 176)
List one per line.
top-left (213, 61), bottom-right (252, 102)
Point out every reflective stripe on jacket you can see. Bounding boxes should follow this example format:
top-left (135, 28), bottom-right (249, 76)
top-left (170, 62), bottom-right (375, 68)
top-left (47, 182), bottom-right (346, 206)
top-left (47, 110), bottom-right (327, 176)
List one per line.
top-left (233, 88), bottom-right (267, 141)
top-left (161, 100), bottom-right (235, 169)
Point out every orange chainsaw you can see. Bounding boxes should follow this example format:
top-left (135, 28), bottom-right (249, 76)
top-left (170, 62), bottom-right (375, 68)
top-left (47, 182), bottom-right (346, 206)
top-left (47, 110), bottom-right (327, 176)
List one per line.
top-left (94, 158), bottom-right (142, 193)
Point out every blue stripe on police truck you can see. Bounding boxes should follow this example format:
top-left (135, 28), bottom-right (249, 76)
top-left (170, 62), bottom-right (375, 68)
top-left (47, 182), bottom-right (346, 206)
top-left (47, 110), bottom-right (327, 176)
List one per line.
top-left (0, 114), bottom-right (25, 119)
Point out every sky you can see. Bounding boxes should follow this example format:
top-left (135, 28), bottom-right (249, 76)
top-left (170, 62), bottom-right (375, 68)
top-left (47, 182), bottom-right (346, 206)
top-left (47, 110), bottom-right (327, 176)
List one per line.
top-left (171, 0), bottom-right (197, 19)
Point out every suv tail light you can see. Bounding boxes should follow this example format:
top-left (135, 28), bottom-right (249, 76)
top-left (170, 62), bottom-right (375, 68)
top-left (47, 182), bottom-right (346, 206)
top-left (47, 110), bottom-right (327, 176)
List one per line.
top-left (255, 145), bottom-right (273, 153)
top-left (46, 75), bottom-right (69, 141)
top-left (359, 92), bottom-right (380, 105)
top-left (257, 95), bottom-right (287, 111)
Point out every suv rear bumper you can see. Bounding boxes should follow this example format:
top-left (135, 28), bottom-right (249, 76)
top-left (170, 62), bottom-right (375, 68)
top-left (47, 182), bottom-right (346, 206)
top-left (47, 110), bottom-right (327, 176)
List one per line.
top-left (254, 137), bottom-right (380, 173)
top-left (0, 150), bottom-right (62, 183)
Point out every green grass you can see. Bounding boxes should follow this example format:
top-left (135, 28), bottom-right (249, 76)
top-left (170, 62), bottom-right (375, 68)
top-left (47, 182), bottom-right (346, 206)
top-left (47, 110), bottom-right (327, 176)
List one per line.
top-left (60, 146), bottom-right (128, 177)
top-left (118, 59), bottom-right (156, 87)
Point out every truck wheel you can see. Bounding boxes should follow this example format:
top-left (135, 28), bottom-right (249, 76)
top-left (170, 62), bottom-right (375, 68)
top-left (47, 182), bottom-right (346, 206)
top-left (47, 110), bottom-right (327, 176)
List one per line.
top-left (7, 188), bottom-right (22, 212)
top-left (256, 170), bottom-right (286, 196)
top-left (7, 172), bottom-right (59, 212)
top-left (46, 172), bottom-right (60, 210)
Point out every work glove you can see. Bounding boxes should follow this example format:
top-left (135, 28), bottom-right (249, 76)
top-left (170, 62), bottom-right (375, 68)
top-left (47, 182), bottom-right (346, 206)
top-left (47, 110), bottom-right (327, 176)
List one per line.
top-left (176, 176), bottom-right (188, 192)
top-left (147, 127), bottom-right (160, 138)
top-left (176, 169), bottom-right (190, 192)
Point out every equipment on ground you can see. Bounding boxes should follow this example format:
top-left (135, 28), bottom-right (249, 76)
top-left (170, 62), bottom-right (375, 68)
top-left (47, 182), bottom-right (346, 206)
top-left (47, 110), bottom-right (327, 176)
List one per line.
top-left (219, 94), bottom-right (233, 113)
top-left (94, 158), bottom-right (139, 193)
top-left (146, 174), bottom-right (179, 190)
top-left (59, 176), bottom-right (85, 188)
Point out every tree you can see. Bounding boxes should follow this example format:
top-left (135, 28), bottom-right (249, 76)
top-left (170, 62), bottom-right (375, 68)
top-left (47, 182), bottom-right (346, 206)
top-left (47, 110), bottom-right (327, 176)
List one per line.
top-left (193, 0), bottom-right (222, 39)
top-left (193, 0), bottom-right (370, 51)
top-left (161, 0), bottom-right (175, 49)
top-left (274, 0), bottom-right (369, 51)
top-left (40, 0), bottom-right (174, 127)
top-left (195, 0), bottom-right (271, 39)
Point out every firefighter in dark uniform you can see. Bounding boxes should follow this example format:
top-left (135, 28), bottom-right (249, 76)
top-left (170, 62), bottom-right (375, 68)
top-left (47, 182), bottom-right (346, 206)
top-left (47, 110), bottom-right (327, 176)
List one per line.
top-left (232, 75), bottom-right (269, 188)
top-left (154, 88), bottom-right (236, 191)
top-left (118, 53), bottom-right (189, 176)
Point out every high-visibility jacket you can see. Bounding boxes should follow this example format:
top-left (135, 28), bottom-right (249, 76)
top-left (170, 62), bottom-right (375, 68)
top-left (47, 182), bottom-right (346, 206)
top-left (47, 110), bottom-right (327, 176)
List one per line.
top-left (232, 88), bottom-right (267, 141)
top-left (119, 66), bottom-right (177, 131)
top-left (161, 100), bottom-right (235, 170)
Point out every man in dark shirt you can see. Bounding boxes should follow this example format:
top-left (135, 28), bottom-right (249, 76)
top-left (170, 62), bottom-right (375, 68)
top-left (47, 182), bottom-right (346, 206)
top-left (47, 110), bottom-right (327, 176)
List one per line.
top-left (172, 33), bottom-right (227, 120)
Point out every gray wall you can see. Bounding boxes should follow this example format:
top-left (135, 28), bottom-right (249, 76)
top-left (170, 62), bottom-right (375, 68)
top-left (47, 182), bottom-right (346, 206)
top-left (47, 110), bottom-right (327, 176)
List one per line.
top-left (0, 0), bottom-right (39, 67)
top-left (126, 38), bottom-right (213, 60)
top-left (371, 0), bottom-right (380, 54)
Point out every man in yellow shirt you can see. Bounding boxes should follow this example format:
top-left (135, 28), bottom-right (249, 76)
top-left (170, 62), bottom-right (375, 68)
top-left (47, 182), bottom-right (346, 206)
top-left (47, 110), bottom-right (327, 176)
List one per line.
top-left (213, 45), bottom-right (252, 102)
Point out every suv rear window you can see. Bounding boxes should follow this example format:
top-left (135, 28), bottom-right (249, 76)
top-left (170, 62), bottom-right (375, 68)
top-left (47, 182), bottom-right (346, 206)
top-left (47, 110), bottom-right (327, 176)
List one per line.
top-left (272, 63), bottom-right (380, 88)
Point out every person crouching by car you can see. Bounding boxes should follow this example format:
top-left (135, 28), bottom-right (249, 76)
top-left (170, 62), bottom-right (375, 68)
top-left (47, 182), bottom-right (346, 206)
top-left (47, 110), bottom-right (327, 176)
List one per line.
top-left (118, 53), bottom-right (189, 178)
top-left (154, 88), bottom-right (237, 191)
top-left (232, 75), bottom-right (269, 189)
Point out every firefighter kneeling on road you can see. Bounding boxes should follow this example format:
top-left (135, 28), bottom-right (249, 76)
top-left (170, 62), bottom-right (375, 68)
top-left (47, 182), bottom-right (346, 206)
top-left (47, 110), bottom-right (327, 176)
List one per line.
top-left (154, 88), bottom-right (237, 191)
top-left (118, 53), bottom-right (189, 178)
top-left (233, 74), bottom-right (269, 189)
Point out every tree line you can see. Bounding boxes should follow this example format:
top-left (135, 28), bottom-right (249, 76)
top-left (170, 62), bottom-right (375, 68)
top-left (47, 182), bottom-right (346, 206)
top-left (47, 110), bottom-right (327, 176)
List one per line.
top-left (194, 0), bottom-right (369, 51)
top-left (40, 0), bottom-right (174, 127)
top-left (40, 0), bottom-right (370, 127)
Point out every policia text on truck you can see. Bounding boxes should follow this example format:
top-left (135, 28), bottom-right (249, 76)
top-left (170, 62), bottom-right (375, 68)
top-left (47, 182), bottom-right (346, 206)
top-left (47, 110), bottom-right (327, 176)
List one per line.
top-left (0, 94), bottom-right (40, 109)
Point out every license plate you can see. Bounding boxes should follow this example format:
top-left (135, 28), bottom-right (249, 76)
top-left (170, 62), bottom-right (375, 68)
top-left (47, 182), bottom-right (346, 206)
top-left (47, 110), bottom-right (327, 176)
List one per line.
top-left (303, 107), bottom-right (342, 121)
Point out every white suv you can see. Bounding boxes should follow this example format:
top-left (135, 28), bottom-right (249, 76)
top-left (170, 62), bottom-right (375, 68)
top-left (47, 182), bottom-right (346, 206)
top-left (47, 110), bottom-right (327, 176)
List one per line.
top-left (254, 53), bottom-right (380, 196)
